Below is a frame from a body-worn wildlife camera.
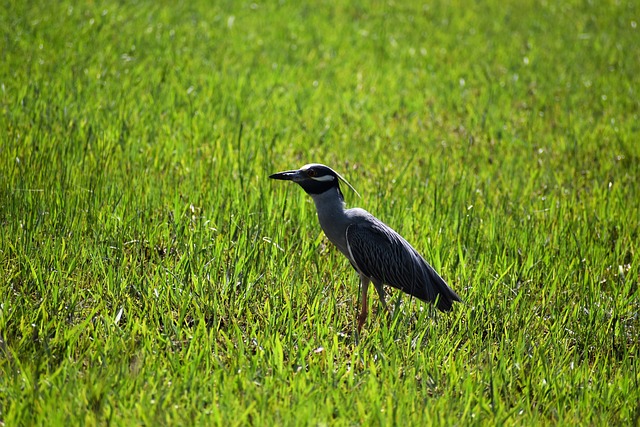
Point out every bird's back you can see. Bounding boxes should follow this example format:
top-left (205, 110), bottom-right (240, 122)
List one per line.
top-left (344, 208), bottom-right (461, 311)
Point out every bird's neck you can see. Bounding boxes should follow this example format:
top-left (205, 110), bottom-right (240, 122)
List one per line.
top-left (310, 186), bottom-right (346, 213)
top-left (310, 187), bottom-right (348, 223)
top-left (309, 187), bottom-right (351, 255)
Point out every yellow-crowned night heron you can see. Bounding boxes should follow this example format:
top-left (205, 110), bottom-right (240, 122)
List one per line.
top-left (270, 163), bottom-right (461, 330)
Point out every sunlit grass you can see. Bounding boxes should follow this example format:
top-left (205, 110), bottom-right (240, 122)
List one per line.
top-left (1, 0), bottom-right (639, 424)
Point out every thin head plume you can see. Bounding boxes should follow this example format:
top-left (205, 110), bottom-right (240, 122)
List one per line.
top-left (335, 169), bottom-right (361, 198)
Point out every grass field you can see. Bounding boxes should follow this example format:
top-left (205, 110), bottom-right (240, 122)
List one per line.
top-left (1, 0), bottom-right (639, 425)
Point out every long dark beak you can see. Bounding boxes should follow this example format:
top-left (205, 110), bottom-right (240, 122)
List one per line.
top-left (269, 169), bottom-right (304, 181)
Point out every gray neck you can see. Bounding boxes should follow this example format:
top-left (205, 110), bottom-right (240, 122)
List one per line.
top-left (310, 186), bottom-right (347, 220)
top-left (309, 187), bottom-right (350, 253)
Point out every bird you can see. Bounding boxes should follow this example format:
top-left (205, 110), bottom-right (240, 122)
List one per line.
top-left (269, 163), bottom-right (461, 331)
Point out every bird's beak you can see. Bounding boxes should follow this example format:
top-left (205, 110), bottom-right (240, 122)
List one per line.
top-left (269, 169), bottom-right (305, 182)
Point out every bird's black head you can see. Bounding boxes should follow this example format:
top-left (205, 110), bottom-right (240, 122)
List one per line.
top-left (269, 163), bottom-right (359, 198)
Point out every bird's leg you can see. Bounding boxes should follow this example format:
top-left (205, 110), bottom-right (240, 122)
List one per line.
top-left (372, 280), bottom-right (393, 325)
top-left (372, 280), bottom-right (388, 312)
top-left (357, 275), bottom-right (370, 332)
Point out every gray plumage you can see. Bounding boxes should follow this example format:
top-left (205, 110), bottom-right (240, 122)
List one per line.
top-left (270, 163), bottom-right (461, 329)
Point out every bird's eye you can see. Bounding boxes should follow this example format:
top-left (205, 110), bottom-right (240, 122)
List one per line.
top-left (307, 168), bottom-right (317, 177)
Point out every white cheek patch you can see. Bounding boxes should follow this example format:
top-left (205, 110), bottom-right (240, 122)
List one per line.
top-left (311, 175), bottom-right (335, 182)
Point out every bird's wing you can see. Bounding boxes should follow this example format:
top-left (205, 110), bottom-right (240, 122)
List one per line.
top-left (345, 216), bottom-right (460, 310)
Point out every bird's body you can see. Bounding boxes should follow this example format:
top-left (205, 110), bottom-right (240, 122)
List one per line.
top-left (270, 163), bottom-right (461, 330)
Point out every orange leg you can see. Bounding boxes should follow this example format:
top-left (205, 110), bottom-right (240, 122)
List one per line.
top-left (357, 275), bottom-right (370, 332)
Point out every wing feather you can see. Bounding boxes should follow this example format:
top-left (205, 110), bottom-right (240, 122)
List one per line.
top-left (345, 215), bottom-right (460, 311)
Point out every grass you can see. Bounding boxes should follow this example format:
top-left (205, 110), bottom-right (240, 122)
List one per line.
top-left (1, 0), bottom-right (639, 424)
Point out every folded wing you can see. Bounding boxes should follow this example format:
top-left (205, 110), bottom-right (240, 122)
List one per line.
top-left (345, 216), bottom-right (461, 311)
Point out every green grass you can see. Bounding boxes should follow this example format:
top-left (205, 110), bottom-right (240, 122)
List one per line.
top-left (1, 0), bottom-right (639, 424)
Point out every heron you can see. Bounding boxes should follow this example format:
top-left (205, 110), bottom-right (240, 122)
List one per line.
top-left (270, 163), bottom-right (461, 330)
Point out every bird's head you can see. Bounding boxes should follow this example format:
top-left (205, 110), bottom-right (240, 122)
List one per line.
top-left (269, 163), bottom-right (360, 198)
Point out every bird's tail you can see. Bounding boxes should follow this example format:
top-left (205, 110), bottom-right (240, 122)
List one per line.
top-left (422, 261), bottom-right (462, 312)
